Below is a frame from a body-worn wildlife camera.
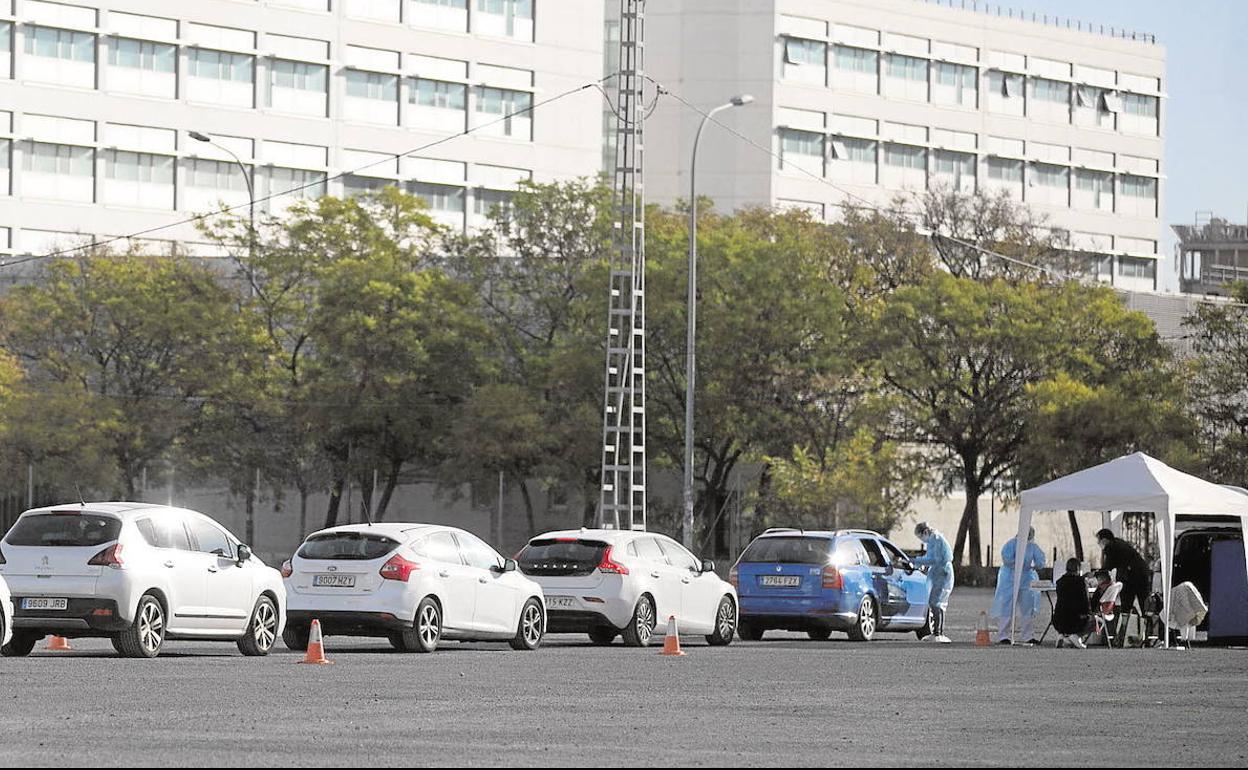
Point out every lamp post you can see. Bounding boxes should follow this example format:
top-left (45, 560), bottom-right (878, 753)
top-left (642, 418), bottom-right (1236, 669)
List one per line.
top-left (189, 130), bottom-right (256, 294)
top-left (683, 94), bottom-right (753, 550)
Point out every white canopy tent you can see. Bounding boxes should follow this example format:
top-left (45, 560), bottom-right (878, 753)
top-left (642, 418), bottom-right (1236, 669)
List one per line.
top-left (1012, 452), bottom-right (1248, 647)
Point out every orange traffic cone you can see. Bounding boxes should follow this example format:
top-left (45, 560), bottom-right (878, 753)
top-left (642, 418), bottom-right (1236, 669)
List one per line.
top-left (975, 612), bottom-right (991, 647)
top-left (45, 635), bottom-right (72, 652)
top-left (659, 615), bottom-right (686, 657)
top-left (298, 619), bottom-right (333, 665)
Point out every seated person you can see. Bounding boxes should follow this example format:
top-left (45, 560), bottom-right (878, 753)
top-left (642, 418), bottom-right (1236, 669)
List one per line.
top-left (1088, 569), bottom-right (1117, 645)
top-left (1052, 558), bottom-right (1093, 648)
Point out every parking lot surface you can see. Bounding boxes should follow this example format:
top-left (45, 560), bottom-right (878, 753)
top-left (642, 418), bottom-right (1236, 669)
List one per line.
top-left (1, 588), bottom-right (1245, 767)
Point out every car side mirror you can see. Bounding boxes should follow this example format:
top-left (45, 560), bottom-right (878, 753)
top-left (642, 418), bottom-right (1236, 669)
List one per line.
top-left (237, 544), bottom-right (252, 564)
top-left (701, 559), bottom-right (715, 574)
top-left (502, 558), bottom-right (518, 573)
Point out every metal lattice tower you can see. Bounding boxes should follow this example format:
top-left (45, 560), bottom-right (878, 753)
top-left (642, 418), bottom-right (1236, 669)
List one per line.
top-left (598, 0), bottom-right (647, 531)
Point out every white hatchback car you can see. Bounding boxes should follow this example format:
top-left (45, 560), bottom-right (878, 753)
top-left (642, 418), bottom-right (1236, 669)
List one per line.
top-left (517, 529), bottom-right (738, 647)
top-left (0, 503), bottom-right (286, 658)
top-left (283, 523), bottom-right (546, 653)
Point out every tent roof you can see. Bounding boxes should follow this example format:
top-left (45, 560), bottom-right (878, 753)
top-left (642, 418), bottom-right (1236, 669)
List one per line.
top-left (1020, 452), bottom-right (1248, 518)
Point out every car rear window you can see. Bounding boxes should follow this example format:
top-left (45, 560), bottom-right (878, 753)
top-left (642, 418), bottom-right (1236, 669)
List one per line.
top-left (5, 513), bottom-right (122, 547)
top-left (298, 532), bottom-right (400, 561)
top-left (739, 536), bottom-right (831, 565)
top-left (518, 539), bottom-right (607, 577)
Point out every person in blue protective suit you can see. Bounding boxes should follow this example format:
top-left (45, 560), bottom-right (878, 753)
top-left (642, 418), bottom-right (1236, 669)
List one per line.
top-left (991, 527), bottom-right (1047, 646)
top-left (912, 521), bottom-right (954, 643)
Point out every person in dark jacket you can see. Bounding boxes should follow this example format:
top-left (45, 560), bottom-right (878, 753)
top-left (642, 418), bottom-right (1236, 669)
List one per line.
top-left (1096, 528), bottom-right (1151, 616)
top-left (1053, 558), bottom-right (1092, 648)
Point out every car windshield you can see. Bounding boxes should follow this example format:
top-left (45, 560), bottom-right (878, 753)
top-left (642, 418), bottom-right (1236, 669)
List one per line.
top-left (739, 536), bottom-right (831, 565)
top-left (297, 532), bottom-right (400, 561)
top-left (5, 513), bottom-right (122, 547)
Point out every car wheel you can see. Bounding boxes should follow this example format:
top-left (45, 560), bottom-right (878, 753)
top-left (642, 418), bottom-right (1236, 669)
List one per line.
top-left (588, 627), bottom-right (617, 646)
top-left (807, 626), bottom-right (833, 641)
top-left (1, 631), bottom-right (38, 657)
top-left (620, 595), bottom-right (656, 647)
top-left (407, 597), bottom-right (441, 653)
top-left (111, 636), bottom-right (126, 655)
top-left (916, 607), bottom-right (935, 641)
top-left (116, 594), bottom-right (165, 658)
top-left (705, 596), bottom-right (736, 647)
top-left (847, 595), bottom-right (877, 642)
top-left (737, 620), bottom-right (764, 641)
top-left (283, 624), bottom-right (310, 652)
top-left (237, 596), bottom-right (278, 657)
top-left (508, 598), bottom-right (544, 651)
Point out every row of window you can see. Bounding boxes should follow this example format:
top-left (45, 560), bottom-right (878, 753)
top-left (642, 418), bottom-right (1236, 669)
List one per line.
top-left (776, 131), bottom-right (1159, 216)
top-left (781, 39), bottom-right (1161, 136)
top-left (0, 140), bottom-right (518, 228)
top-left (354, 0), bottom-right (535, 41)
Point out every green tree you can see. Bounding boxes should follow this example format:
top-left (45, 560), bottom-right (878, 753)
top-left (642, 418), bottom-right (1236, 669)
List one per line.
top-left (1184, 283), bottom-right (1248, 486)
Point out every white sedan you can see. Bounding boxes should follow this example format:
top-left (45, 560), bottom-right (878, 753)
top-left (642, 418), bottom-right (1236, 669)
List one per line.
top-left (283, 523), bottom-right (545, 653)
top-left (517, 529), bottom-right (738, 647)
top-left (0, 502), bottom-right (285, 658)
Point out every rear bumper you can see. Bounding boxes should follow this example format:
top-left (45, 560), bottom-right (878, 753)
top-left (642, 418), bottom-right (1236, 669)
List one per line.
top-left (739, 611), bottom-right (856, 631)
top-left (739, 594), bottom-right (856, 631)
top-left (545, 609), bottom-right (616, 634)
top-left (12, 597), bottom-right (128, 635)
top-left (286, 610), bottom-right (409, 637)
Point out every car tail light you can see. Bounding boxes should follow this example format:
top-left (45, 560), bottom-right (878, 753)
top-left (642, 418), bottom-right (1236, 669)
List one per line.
top-left (88, 543), bottom-right (124, 569)
top-left (280, 559), bottom-right (293, 579)
top-left (380, 554), bottom-right (421, 582)
top-left (596, 546), bottom-right (629, 576)
top-left (728, 565), bottom-right (739, 588)
top-left (822, 564), bottom-right (843, 590)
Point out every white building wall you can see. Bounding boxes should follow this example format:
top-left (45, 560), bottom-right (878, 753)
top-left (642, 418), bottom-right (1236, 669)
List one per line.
top-left (0, 0), bottom-right (603, 262)
top-left (645, 0), bottom-right (1168, 290)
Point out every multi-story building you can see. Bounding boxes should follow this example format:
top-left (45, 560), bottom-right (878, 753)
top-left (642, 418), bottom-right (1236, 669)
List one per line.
top-left (0, 0), bottom-right (604, 266)
top-left (644, 0), bottom-right (1167, 291)
top-left (1175, 215), bottom-right (1248, 296)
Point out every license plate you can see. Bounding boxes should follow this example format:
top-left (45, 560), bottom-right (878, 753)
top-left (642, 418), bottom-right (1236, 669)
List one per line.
top-left (22, 597), bottom-right (68, 611)
top-left (313, 574), bottom-right (356, 588)
top-left (545, 596), bottom-right (577, 610)
top-left (760, 575), bottom-right (801, 587)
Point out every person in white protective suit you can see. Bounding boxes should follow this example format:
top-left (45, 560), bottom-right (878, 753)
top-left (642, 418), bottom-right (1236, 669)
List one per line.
top-left (912, 522), bottom-right (954, 644)
top-left (991, 527), bottom-right (1046, 645)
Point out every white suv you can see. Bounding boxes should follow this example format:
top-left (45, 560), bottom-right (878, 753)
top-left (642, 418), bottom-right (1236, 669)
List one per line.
top-left (0, 503), bottom-right (286, 658)
top-left (283, 523), bottom-right (546, 653)
top-left (518, 529), bottom-right (738, 647)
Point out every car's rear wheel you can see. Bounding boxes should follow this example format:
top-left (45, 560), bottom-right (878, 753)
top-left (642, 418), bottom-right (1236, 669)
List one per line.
top-left (237, 596), bottom-right (278, 657)
top-left (847, 595), bottom-right (877, 642)
top-left (282, 624), bottom-right (310, 652)
top-left (737, 620), bottom-right (764, 641)
top-left (1, 631), bottom-right (38, 657)
top-left (705, 596), bottom-right (736, 646)
top-left (404, 597), bottom-right (442, 653)
top-left (116, 594), bottom-right (165, 658)
top-left (509, 598), bottom-right (544, 651)
top-left (621, 595), bottom-right (656, 647)
top-left (807, 626), bottom-right (833, 641)
top-left (588, 627), bottom-right (617, 645)
top-left (916, 607), bottom-right (935, 640)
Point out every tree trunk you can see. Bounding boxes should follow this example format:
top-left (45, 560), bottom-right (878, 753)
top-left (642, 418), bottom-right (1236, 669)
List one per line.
top-left (298, 487), bottom-right (309, 541)
top-left (518, 478), bottom-right (537, 538)
top-left (953, 464), bottom-right (984, 567)
top-left (375, 462), bottom-right (401, 522)
top-left (323, 476), bottom-right (344, 529)
top-left (244, 483), bottom-right (255, 546)
top-left (1068, 510), bottom-right (1084, 561)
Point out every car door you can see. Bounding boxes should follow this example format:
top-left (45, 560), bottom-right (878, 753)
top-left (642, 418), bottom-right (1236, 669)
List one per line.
top-left (186, 515), bottom-right (253, 635)
top-left (858, 538), bottom-right (902, 619)
top-left (135, 514), bottom-right (204, 632)
top-left (879, 538), bottom-right (930, 624)
top-left (456, 532), bottom-right (518, 635)
top-left (636, 536), bottom-right (682, 624)
top-left (419, 531), bottom-right (477, 634)
top-left (659, 538), bottom-right (722, 635)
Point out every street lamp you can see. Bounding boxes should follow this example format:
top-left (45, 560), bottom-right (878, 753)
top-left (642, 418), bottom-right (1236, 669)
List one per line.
top-left (189, 130), bottom-right (256, 294)
top-left (683, 94), bottom-right (754, 550)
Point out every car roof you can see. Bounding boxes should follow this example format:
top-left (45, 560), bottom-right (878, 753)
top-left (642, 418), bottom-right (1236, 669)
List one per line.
top-left (530, 528), bottom-right (675, 545)
top-left (752, 528), bottom-right (887, 541)
top-left (305, 523), bottom-right (446, 540)
top-left (22, 502), bottom-right (183, 520)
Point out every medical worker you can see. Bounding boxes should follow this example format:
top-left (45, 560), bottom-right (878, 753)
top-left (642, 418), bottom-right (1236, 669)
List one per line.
top-left (992, 527), bottom-right (1046, 645)
top-left (912, 521), bottom-right (954, 644)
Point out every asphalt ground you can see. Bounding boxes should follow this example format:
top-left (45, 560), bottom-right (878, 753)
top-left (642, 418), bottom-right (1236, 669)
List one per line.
top-left (0, 588), bottom-right (1245, 767)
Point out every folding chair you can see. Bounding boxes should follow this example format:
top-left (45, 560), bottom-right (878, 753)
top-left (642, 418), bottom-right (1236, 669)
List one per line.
top-left (1086, 581), bottom-right (1123, 648)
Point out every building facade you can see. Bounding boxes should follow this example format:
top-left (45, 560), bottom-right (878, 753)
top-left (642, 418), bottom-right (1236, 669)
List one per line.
top-left (1175, 215), bottom-right (1248, 296)
top-left (644, 0), bottom-right (1167, 291)
top-left (0, 0), bottom-right (604, 265)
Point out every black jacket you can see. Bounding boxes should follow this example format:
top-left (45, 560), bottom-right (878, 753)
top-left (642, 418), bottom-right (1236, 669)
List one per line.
top-left (1052, 573), bottom-right (1092, 635)
top-left (1102, 538), bottom-right (1149, 585)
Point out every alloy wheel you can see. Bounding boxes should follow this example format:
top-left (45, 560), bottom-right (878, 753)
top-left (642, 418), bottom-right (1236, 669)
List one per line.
top-left (859, 598), bottom-right (876, 639)
top-left (253, 602), bottom-right (277, 651)
top-left (522, 604), bottom-right (542, 646)
top-left (140, 601), bottom-right (164, 654)
top-left (418, 604), bottom-right (440, 647)
top-left (636, 598), bottom-right (655, 644)
top-left (716, 599), bottom-right (736, 639)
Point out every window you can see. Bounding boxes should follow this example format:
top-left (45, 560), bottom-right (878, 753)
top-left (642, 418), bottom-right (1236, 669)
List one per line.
top-left (1028, 163), bottom-right (1069, 207)
top-left (109, 37), bottom-right (175, 73)
top-left (783, 37), bottom-right (826, 86)
top-left (1074, 169), bottom-right (1113, 212)
top-left (475, 0), bottom-right (533, 41)
top-left (831, 45), bottom-right (877, 93)
top-left (881, 143), bottom-right (927, 190)
top-left (5, 513), bottom-right (121, 547)
top-left (860, 538), bottom-right (888, 568)
top-left (409, 181), bottom-right (465, 230)
top-left (1119, 257), bottom-right (1156, 280)
top-left (0, 139), bottom-right (10, 195)
top-left (831, 539), bottom-right (866, 567)
top-left (408, 0), bottom-right (468, 32)
top-left (22, 142), bottom-right (94, 201)
top-left (1074, 85), bottom-right (1114, 129)
top-left (884, 53), bottom-right (928, 101)
top-left (411, 78), bottom-right (466, 110)
top-left (267, 167), bottom-right (327, 214)
top-left (473, 187), bottom-right (512, 217)
top-left (136, 516), bottom-right (192, 550)
top-left (1121, 93), bottom-right (1159, 136)
top-left (1119, 174), bottom-right (1157, 217)
top-left (421, 531), bottom-right (462, 565)
top-left (632, 536), bottom-right (665, 563)
top-left (1, 22), bottom-right (11, 78)
top-left (474, 86), bottom-right (532, 139)
top-left (186, 158), bottom-right (248, 191)
top-left (778, 128), bottom-right (824, 177)
top-left (1029, 77), bottom-right (1070, 122)
top-left (187, 517), bottom-right (234, 557)
top-left (343, 174), bottom-right (394, 197)
top-left (23, 25), bottom-right (95, 88)
top-left (456, 532), bottom-right (503, 570)
top-left (985, 157), bottom-right (1023, 200)
top-left (344, 70), bottom-right (399, 125)
top-left (269, 59), bottom-right (328, 116)
top-left (657, 539), bottom-right (700, 572)
top-left (298, 532), bottom-right (399, 560)
top-left (931, 61), bottom-right (976, 108)
top-left (186, 48), bottom-right (255, 107)
top-left (104, 150), bottom-right (175, 209)
top-left (830, 136), bottom-right (876, 186)
top-left (932, 150), bottom-right (975, 192)
top-left (987, 71), bottom-right (1025, 116)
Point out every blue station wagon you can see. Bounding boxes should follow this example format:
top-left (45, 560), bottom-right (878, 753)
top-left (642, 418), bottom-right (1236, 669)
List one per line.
top-left (730, 529), bottom-right (933, 642)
